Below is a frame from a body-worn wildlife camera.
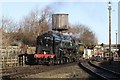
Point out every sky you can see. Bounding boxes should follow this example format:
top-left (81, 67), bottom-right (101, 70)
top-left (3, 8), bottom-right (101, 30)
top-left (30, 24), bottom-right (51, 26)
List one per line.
top-left (1, 0), bottom-right (119, 44)
top-left (119, 2), bottom-right (120, 44)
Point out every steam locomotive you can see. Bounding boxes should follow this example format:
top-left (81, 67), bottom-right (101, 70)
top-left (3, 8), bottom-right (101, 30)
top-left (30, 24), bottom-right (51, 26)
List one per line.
top-left (33, 31), bottom-right (81, 65)
top-left (24, 31), bottom-right (84, 65)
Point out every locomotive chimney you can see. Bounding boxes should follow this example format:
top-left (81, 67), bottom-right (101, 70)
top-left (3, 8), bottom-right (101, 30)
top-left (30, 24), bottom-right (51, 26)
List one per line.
top-left (52, 14), bottom-right (69, 31)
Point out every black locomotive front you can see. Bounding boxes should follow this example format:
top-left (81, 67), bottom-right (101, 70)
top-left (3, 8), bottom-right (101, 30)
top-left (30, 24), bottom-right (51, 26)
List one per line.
top-left (34, 31), bottom-right (77, 65)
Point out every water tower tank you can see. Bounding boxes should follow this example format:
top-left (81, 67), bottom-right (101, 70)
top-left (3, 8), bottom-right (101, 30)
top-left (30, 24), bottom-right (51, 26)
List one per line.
top-left (52, 14), bottom-right (69, 31)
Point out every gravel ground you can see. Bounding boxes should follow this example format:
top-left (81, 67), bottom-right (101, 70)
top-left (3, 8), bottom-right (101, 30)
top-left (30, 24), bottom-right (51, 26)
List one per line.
top-left (24, 64), bottom-right (92, 79)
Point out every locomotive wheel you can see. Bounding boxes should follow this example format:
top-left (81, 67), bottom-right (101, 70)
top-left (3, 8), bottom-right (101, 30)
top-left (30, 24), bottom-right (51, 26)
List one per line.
top-left (37, 59), bottom-right (42, 65)
top-left (63, 58), bottom-right (65, 64)
top-left (72, 58), bottom-right (75, 62)
top-left (60, 59), bottom-right (63, 64)
top-left (47, 61), bottom-right (51, 66)
top-left (69, 59), bottom-right (72, 63)
top-left (66, 58), bottom-right (69, 63)
top-left (48, 59), bottom-right (54, 66)
top-left (57, 60), bottom-right (60, 65)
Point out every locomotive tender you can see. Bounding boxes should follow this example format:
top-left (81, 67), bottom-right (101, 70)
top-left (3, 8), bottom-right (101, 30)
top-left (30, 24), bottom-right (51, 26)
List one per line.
top-left (34, 31), bottom-right (79, 65)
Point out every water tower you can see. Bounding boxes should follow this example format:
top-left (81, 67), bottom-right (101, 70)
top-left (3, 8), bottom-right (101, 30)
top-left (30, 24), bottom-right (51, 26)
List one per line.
top-left (52, 14), bottom-right (69, 32)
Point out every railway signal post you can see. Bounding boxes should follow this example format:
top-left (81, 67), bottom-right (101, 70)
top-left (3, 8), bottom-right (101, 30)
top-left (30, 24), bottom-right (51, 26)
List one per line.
top-left (108, 1), bottom-right (112, 63)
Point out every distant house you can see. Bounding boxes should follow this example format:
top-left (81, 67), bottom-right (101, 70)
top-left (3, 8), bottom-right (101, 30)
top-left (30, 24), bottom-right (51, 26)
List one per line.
top-left (83, 49), bottom-right (93, 59)
top-left (93, 45), bottom-right (104, 58)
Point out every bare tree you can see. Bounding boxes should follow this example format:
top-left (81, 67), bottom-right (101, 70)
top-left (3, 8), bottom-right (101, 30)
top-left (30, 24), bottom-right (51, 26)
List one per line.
top-left (68, 24), bottom-right (85, 35)
top-left (1, 16), bottom-right (17, 46)
top-left (80, 28), bottom-right (98, 47)
top-left (1, 16), bottom-right (16, 32)
top-left (68, 24), bottom-right (98, 47)
top-left (38, 6), bottom-right (53, 35)
top-left (20, 6), bottom-right (53, 34)
top-left (18, 6), bottom-right (54, 45)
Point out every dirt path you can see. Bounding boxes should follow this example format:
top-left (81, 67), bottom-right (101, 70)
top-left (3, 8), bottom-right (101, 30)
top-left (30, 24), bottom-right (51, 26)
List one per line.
top-left (25, 64), bottom-right (92, 79)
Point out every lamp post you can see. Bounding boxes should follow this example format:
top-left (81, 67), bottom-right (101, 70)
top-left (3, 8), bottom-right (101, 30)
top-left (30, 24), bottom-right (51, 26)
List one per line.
top-left (108, 1), bottom-right (112, 60)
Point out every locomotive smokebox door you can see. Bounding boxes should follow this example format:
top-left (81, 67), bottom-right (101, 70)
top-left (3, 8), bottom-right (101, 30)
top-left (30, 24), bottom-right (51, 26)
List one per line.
top-left (52, 14), bottom-right (69, 31)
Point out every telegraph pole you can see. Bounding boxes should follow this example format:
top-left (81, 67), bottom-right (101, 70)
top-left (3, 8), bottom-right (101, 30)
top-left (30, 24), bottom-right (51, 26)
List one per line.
top-left (108, 1), bottom-right (112, 60)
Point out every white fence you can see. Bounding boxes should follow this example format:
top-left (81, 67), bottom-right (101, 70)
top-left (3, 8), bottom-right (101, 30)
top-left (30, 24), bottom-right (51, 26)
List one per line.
top-left (0, 56), bottom-right (19, 68)
top-left (0, 46), bottom-right (36, 68)
top-left (0, 46), bottom-right (21, 57)
top-left (0, 46), bottom-right (35, 57)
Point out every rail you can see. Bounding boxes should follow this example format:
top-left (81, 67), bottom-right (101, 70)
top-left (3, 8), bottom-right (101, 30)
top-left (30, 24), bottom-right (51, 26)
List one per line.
top-left (89, 61), bottom-right (120, 77)
top-left (79, 61), bottom-right (120, 80)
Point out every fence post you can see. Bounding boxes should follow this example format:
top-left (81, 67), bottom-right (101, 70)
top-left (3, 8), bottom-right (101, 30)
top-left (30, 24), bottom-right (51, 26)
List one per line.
top-left (2, 57), bottom-right (4, 68)
top-left (0, 57), bottom-right (2, 69)
top-left (21, 57), bottom-right (22, 66)
top-left (18, 56), bottom-right (20, 66)
top-left (19, 56), bottom-right (22, 66)
top-left (23, 55), bottom-right (25, 67)
top-left (18, 56), bottom-right (20, 67)
top-left (11, 57), bottom-right (12, 67)
top-left (6, 56), bottom-right (8, 68)
top-left (15, 56), bottom-right (17, 67)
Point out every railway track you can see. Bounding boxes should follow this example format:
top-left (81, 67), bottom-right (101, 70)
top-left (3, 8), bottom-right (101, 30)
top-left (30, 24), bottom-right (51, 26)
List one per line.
top-left (1, 62), bottom-right (76, 80)
top-left (79, 61), bottom-right (120, 80)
